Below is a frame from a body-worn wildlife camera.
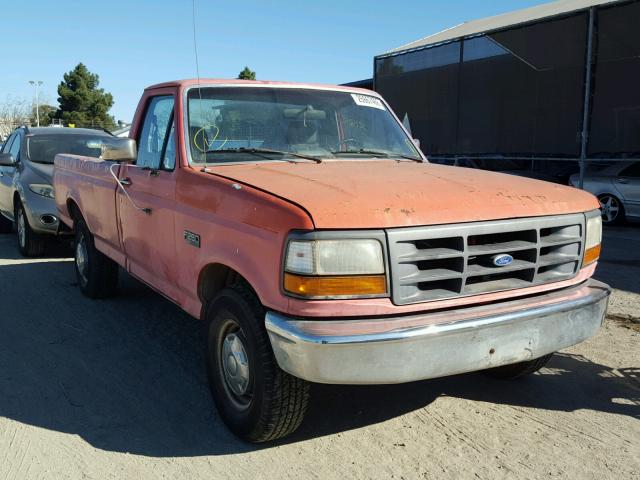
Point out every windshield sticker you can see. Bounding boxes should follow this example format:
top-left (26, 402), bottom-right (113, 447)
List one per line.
top-left (351, 93), bottom-right (385, 110)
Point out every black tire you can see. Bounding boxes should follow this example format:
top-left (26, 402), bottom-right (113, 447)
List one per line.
top-left (74, 217), bottom-right (118, 298)
top-left (0, 213), bottom-right (12, 234)
top-left (204, 283), bottom-right (310, 443)
top-left (15, 202), bottom-right (45, 257)
top-left (486, 354), bottom-right (553, 380)
top-left (598, 193), bottom-right (625, 225)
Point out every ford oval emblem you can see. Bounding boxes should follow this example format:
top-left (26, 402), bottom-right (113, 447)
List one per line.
top-left (492, 254), bottom-right (514, 267)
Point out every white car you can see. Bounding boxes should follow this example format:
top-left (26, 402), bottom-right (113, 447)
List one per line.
top-left (570, 162), bottom-right (640, 225)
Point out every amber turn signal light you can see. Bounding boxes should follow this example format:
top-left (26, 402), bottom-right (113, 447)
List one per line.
top-left (583, 244), bottom-right (601, 267)
top-left (284, 273), bottom-right (387, 298)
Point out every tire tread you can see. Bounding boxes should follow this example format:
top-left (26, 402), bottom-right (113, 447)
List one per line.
top-left (75, 218), bottom-right (118, 298)
top-left (229, 282), bottom-right (309, 442)
top-left (16, 203), bottom-right (46, 257)
top-left (207, 283), bottom-right (310, 442)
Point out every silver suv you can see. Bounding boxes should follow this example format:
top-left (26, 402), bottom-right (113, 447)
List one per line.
top-left (0, 127), bottom-right (113, 256)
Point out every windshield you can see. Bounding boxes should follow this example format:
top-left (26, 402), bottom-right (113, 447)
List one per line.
top-left (186, 87), bottom-right (421, 164)
top-left (27, 133), bottom-right (110, 164)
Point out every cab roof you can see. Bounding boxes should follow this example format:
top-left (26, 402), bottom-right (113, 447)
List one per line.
top-left (144, 78), bottom-right (377, 96)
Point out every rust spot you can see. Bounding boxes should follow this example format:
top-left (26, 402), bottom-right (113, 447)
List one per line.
top-left (400, 208), bottom-right (415, 216)
top-left (489, 348), bottom-right (496, 355)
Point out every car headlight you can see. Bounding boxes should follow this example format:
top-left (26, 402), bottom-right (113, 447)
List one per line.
top-left (283, 236), bottom-right (387, 299)
top-left (29, 184), bottom-right (55, 199)
top-left (583, 211), bottom-right (602, 267)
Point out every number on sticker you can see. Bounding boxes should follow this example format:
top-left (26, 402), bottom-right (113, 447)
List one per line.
top-left (351, 94), bottom-right (386, 110)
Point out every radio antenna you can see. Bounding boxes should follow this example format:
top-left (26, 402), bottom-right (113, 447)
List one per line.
top-left (192, 0), bottom-right (204, 150)
top-left (192, 0), bottom-right (202, 85)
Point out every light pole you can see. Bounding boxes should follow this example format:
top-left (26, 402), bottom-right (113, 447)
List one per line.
top-left (28, 80), bottom-right (43, 127)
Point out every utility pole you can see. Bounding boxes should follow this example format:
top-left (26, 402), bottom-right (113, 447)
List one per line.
top-left (28, 80), bottom-right (44, 127)
top-left (578, 8), bottom-right (595, 190)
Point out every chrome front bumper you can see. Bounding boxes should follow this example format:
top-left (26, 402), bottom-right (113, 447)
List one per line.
top-left (265, 279), bottom-right (610, 384)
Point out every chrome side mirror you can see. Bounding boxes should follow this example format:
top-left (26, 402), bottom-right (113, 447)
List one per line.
top-left (100, 138), bottom-right (137, 163)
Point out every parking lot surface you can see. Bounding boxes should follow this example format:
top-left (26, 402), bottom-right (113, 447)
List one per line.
top-left (0, 228), bottom-right (638, 479)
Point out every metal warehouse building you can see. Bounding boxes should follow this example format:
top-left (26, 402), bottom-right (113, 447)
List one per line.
top-left (374, 0), bottom-right (639, 184)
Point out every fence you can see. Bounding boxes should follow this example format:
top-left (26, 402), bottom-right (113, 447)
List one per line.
top-left (374, 0), bottom-right (640, 173)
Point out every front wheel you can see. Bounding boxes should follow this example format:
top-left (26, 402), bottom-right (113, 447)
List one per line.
top-left (485, 354), bottom-right (553, 380)
top-left (74, 218), bottom-right (118, 298)
top-left (598, 194), bottom-right (625, 225)
top-left (205, 284), bottom-right (310, 442)
top-left (15, 202), bottom-right (45, 257)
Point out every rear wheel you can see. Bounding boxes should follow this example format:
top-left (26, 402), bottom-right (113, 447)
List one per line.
top-left (205, 283), bottom-right (310, 442)
top-left (74, 217), bottom-right (118, 298)
top-left (486, 354), bottom-right (553, 380)
top-left (598, 194), bottom-right (625, 225)
top-left (15, 202), bottom-right (45, 257)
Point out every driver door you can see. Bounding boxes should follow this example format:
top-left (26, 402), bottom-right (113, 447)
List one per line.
top-left (117, 94), bottom-right (179, 300)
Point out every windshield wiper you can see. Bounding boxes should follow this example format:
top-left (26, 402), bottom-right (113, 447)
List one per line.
top-left (331, 149), bottom-right (422, 162)
top-left (205, 147), bottom-right (322, 163)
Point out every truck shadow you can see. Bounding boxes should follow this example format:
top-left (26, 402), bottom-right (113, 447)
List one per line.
top-left (0, 251), bottom-right (638, 458)
top-left (292, 354), bottom-right (640, 444)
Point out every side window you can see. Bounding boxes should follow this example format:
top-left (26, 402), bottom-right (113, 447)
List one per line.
top-left (1, 133), bottom-right (16, 154)
top-left (9, 133), bottom-right (21, 160)
top-left (620, 163), bottom-right (640, 178)
top-left (137, 96), bottom-right (175, 169)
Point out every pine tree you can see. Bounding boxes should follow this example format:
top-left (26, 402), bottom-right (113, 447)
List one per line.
top-left (237, 66), bottom-right (256, 80)
top-left (54, 63), bottom-right (116, 129)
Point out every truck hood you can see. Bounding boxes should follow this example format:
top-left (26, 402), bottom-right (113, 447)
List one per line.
top-left (207, 161), bottom-right (599, 229)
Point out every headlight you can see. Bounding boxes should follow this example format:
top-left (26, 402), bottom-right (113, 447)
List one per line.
top-left (283, 237), bottom-right (387, 299)
top-left (583, 211), bottom-right (602, 267)
top-left (29, 184), bottom-right (55, 199)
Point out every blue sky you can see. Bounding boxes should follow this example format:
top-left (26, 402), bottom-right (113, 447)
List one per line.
top-left (1, 0), bottom-right (546, 122)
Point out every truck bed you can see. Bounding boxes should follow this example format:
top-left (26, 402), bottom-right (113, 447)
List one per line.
top-left (54, 154), bottom-right (124, 265)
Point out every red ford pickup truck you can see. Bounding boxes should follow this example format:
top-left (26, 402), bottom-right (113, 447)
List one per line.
top-left (53, 79), bottom-right (610, 442)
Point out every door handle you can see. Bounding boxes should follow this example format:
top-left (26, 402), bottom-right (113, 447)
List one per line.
top-left (617, 178), bottom-right (629, 184)
top-left (119, 177), bottom-right (132, 186)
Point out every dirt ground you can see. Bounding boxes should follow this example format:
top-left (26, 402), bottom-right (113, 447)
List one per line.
top-left (0, 227), bottom-right (638, 480)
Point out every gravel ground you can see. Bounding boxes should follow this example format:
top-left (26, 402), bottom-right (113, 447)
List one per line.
top-left (0, 226), bottom-right (638, 480)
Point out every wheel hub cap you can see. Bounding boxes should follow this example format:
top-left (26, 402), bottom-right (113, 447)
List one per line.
top-left (221, 332), bottom-right (250, 396)
top-left (600, 196), bottom-right (618, 222)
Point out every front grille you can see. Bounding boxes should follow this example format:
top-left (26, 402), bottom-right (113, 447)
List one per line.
top-left (387, 214), bottom-right (585, 305)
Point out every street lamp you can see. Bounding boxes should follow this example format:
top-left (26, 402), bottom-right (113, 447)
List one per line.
top-left (28, 80), bottom-right (43, 127)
